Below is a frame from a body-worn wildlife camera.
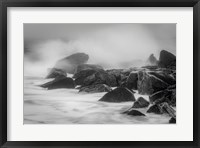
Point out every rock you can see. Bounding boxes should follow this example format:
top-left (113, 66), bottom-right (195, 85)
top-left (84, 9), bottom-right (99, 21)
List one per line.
top-left (46, 68), bottom-right (67, 79)
top-left (146, 54), bottom-right (158, 66)
top-left (74, 69), bottom-right (117, 87)
top-left (148, 71), bottom-right (176, 85)
top-left (99, 87), bottom-right (136, 102)
top-left (161, 102), bottom-right (176, 118)
top-left (54, 53), bottom-right (89, 74)
top-left (158, 50), bottom-right (176, 69)
top-left (79, 84), bottom-right (112, 93)
top-left (132, 97), bottom-right (149, 108)
top-left (169, 117), bottom-right (176, 123)
top-left (149, 86), bottom-right (176, 106)
top-left (40, 77), bottom-right (75, 90)
top-left (75, 64), bottom-right (103, 73)
top-left (125, 109), bottom-right (145, 116)
top-left (137, 71), bottom-right (169, 95)
top-left (147, 104), bottom-right (163, 114)
top-left (126, 72), bottom-right (138, 90)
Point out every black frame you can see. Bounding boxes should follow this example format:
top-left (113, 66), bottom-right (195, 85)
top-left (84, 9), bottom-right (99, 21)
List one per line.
top-left (0, 0), bottom-right (200, 148)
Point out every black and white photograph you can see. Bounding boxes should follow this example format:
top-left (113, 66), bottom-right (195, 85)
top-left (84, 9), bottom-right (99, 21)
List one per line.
top-left (24, 23), bottom-right (176, 124)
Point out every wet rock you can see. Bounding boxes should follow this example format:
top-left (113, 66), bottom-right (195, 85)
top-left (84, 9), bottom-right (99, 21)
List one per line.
top-left (158, 50), bottom-right (176, 69)
top-left (79, 84), bottom-right (112, 93)
top-left (137, 71), bottom-right (169, 95)
top-left (99, 87), bottom-right (136, 102)
top-left (75, 64), bottom-right (103, 73)
top-left (54, 52), bottom-right (89, 74)
top-left (147, 104), bottom-right (163, 114)
top-left (126, 72), bottom-right (138, 90)
top-left (46, 68), bottom-right (67, 79)
top-left (161, 102), bottom-right (176, 118)
top-left (146, 54), bottom-right (158, 66)
top-left (169, 117), bottom-right (176, 123)
top-left (74, 69), bottom-right (117, 87)
top-left (124, 109), bottom-right (145, 116)
top-left (132, 97), bottom-right (150, 108)
top-left (40, 77), bottom-right (75, 90)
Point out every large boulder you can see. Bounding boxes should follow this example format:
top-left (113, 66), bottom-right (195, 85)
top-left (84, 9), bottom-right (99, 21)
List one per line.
top-left (75, 64), bottom-right (103, 73)
top-left (46, 68), bottom-right (66, 79)
top-left (146, 54), bottom-right (158, 66)
top-left (137, 71), bottom-right (169, 95)
top-left (79, 84), bottom-right (112, 93)
top-left (126, 72), bottom-right (138, 90)
top-left (74, 69), bottom-right (117, 87)
top-left (40, 77), bottom-right (75, 90)
top-left (132, 97), bottom-right (149, 108)
top-left (99, 87), bottom-right (136, 102)
top-left (158, 50), bottom-right (176, 69)
top-left (53, 53), bottom-right (89, 74)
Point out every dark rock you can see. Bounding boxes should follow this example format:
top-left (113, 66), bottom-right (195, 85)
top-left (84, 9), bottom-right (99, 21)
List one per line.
top-left (137, 71), bottom-right (169, 95)
top-left (99, 87), bottom-right (136, 102)
top-left (146, 54), bottom-right (158, 66)
top-left (74, 69), bottom-right (117, 87)
top-left (79, 84), bottom-right (112, 93)
top-left (40, 77), bottom-right (75, 90)
top-left (126, 72), bottom-right (138, 90)
top-left (75, 64), bottom-right (103, 73)
top-left (46, 68), bottom-right (67, 79)
top-left (147, 104), bottom-right (163, 114)
top-left (125, 109), bottom-right (145, 116)
top-left (132, 97), bottom-right (149, 108)
top-left (161, 102), bottom-right (176, 118)
top-left (158, 50), bottom-right (176, 69)
top-left (54, 53), bottom-right (89, 74)
top-left (169, 117), bottom-right (176, 123)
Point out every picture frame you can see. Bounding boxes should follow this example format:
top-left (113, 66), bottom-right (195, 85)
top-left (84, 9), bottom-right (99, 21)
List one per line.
top-left (0, 0), bottom-right (200, 147)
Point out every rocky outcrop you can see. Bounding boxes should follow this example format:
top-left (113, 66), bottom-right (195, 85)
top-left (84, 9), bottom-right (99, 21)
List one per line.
top-left (123, 109), bottom-right (145, 116)
top-left (169, 117), bottom-right (176, 123)
top-left (40, 77), bottom-right (75, 90)
top-left (53, 53), bottom-right (89, 74)
top-left (146, 54), bottom-right (158, 66)
top-left (75, 64), bottom-right (103, 74)
top-left (137, 71), bottom-right (169, 95)
top-left (126, 72), bottom-right (138, 90)
top-left (79, 84), bottom-right (112, 93)
top-left (46, 68), bottom-right (67, 79)
top-left (74, 69), bottom-right (117, 87)
top-left (158, 50), bottom-right (176, 69)
top-left (149, 85), bottom-right (176, 106)
top-left (99, 87), bottom-right (136, 102)
top-left (132, 97), bottom-right (149, 108)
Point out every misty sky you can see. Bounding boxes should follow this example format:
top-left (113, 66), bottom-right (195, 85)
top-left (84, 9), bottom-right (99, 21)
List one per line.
top-left (24, 23), bottom-right (176, 76)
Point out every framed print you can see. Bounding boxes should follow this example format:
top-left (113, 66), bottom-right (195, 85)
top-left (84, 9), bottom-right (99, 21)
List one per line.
top-left (0, 0), bottom-right (200, 147)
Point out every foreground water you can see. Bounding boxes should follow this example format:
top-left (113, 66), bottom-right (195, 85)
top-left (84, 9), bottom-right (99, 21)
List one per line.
top-left (24, 76), bottom-right (171, 124)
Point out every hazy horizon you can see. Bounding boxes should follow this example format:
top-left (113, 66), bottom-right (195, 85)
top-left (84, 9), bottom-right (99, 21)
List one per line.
top-left (24, 23), bottom-right (176, 77)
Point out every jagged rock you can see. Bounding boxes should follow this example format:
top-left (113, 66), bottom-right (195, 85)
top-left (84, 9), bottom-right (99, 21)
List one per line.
top-left (99, 87), bottom-right (136, 102)
top-left (158, 50), bottom-right (176, 69)
top-left (75, 64), bottom-right (103, 73)
top-left (149, 85), bottom-right (176, 106)
top-left (54, 53), bottom-right (89, 74)
top-left (146, 54), bottom-right (158, 66)
top-left (40, 77), bottom-right (75, 90)
top-left (46, 68), bottom-right (67, 79)
top-left (123, 109), bottom-right (145, 116)
top-left (79, 84), bottom-right (112, 93)
top-left (161, 102), bottom-right (176, 118)
top-left (137, 71), bottom-right (169, 95)
top-left (74, 69), bottom-right (117, 87)
top-left (169, 117), bottom-right (176, 123)
top-left (126, 72), bottom-right (138, 90)
top-left (147, 104), bottom-right (163, 114)
top-left (132, 97), bottom-right (149, 108)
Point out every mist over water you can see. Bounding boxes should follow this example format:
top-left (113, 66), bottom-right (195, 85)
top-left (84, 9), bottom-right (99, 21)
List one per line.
top-left (24, 24), bottom-right (176, 77)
